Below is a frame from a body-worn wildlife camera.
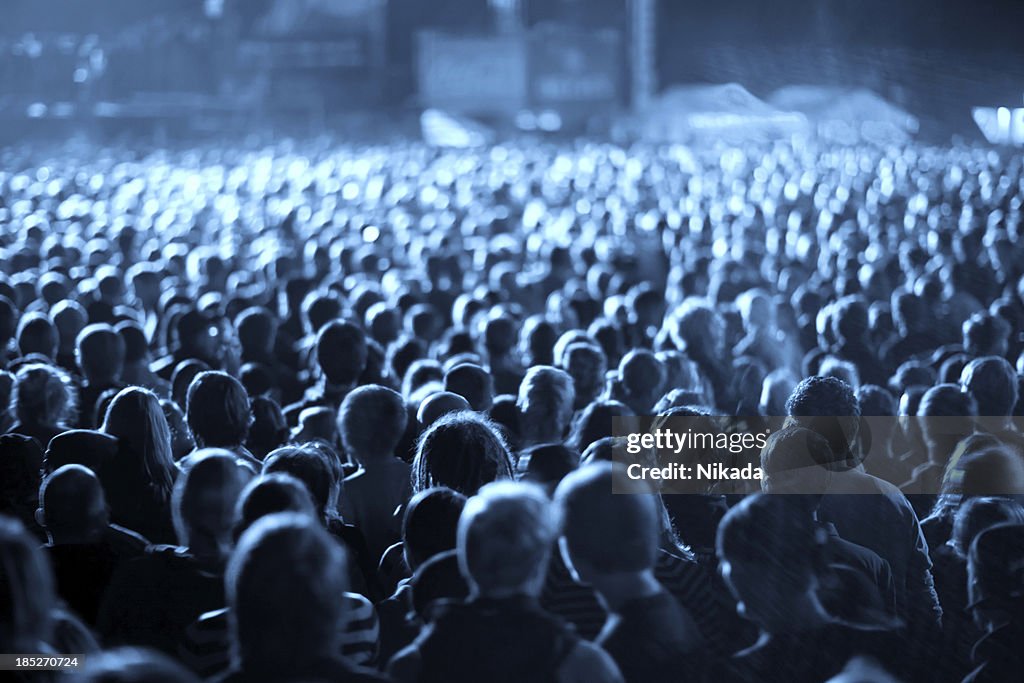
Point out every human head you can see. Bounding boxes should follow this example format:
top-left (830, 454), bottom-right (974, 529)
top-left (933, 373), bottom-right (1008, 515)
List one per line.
top-left (0, 516), bottom-right (56, 651)
top-left (716, 494), bottom-right (826, 632)
top-left (16, 312), bottom-right (57, 360)
top-left (102, 387), bottom-right (176, 499)
top-left (517, 365), bottom-right (575, 446)
top-left (114, 320), bottom-right (151, 366)
top-left (952, 497), bottom-right (1024, 559)
top-left (315, 320), bottom-right (367, 387)
top-left (618, 349), bottom-right (667, 413)
top-left (760, 426), bottom-right (833, 495)
top-left (171, 359), bottom-right (210, 411)
top-left (963, 312), bottom-right (1011, 358)
top-left (234, 307), bottom-right (277, 359)
top-left (227, 513), bottom-right (348, 672)
top-left (186, 371), bottom-right (251, 449)
top-left (76, 323), bottom-right (126, 385)
top-left (339, 384), bottom-right (407, 463)
top-left (457, 481), bottom-right (557, 598)
top-left (967, 523), bottom-right (1024, 632)
top-left (961, 356), bottom-right (1018, 418)
top-left (402, 487), bottom-right (468, 571)
top-left (521, 443), bottom-right (578, 491)
top-left (413, 411), bottom-right (513, 495)
top-left (444, 363), bottom-right (495, 412)
top-left (262, 445), bottom-right (339, 519)
top-left (555, 463), bottom-right (659, 583)
top-left (37, 464), bottom-right (109, 543)
top-left (232, 472), bottom-right (316, 540)
top-left (561, 343), bottom-right (607, 411)
top-left (11, 363), bottom-right (75, 428)
top-left (172, 450), bottom-right (253, 562)
top-left (917, 384), bottom-right (977, 457)
top-left (50, 299), bottom-right (87, 354)
top-left (785, 376), bottom-right (860, 464)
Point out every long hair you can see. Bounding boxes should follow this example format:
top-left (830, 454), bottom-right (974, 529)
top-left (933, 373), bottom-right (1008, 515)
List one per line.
top-left (102, 387), bottom-right (176, 504)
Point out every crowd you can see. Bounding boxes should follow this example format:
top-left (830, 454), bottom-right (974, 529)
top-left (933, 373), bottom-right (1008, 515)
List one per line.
top-left (1, 135), bottom-right (1023, 683)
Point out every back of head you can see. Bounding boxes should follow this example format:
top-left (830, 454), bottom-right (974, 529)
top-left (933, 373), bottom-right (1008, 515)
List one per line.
top-left (413, 411), bottom-right (513, 495)
top-left (963, 312), bottom-right (1011, 358)
top-left (235, 307), bottom-right (276, 357)
top-left (554, 463), bottom-right (659, 578)
top-left (262, 445), bottom-right (336, 517)
top-left (953, 497), bottom-right (1024, 558)
top-left (483, 316), bottom-right (517, 357)
top-left (857, 385), bottom-right (896, 417)
top-left (619, 349), bottom-right (667, 403)
top-left (786, 375), bottom-right (860, 462)
top-left (967, 523), bottom-right (1024, 625)
top-left (444, 363), bottom-right (495, 412)
top-left (74, 646), bottom-right (201, 683)
top-left (102, 386), bottom-right (176, 494)
top-left (227, 513), bottom-right (348, 670)
top-left (961, 356), bottom-right (1019, 417)
top-left (233, 473), bottom-right (316, 540)
top-left (39, 464), bottom-right (108, 540)
top-left (12, 363), bottom-right (75, 428)
top-left (339, 384), bottom-right (407, 462)
top-left (51, 302), bottom-right (87, 349)
top-left (17, 312), bottom-right (57, 359)
top-left (517, 365), bottom-right (575, 444)
top-left (0, 516), bottom-right (55, 650)
top-left (172, 450), bottom-right (253, 555)
top-left (115, 321), bottom-right (150, 364)
top-left (76, 323), bottom-right (125, 384)
top-left (403, 486), bottom-right (468, 571)
top-left (562, 343), bottom-right (607, 407)
top-left (760, 426), bottom-right (833, 495)
top-left (522, 443), bottom-right (578, 489)
top-left (458, 481), bottom-right (557, 598)
top-left (186, 371), bottom-right (251, 448)
top-left (417, 391), bottom-right (471, 428)
top-left (316, 320), bottom-right (367, 387)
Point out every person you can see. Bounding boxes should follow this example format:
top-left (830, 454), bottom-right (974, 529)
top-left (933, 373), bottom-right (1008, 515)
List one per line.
top-left (785, 376), bottom-right (942, 633)
top-left (443, 362), bottom-right (494, 412)
top-left (97, 451), bottom-right (254, 655)
top-left (517, 365), bottom-right (575, 450)
top-left (285, 319), bottom-right (368, 425)
top-left (50, 299), bottom-right (88, 375)
top-left (416, 391), bottom-right (471, 428)
top-left (614, 350), bottom-right (667, 415)
top-left (388, 481), bottom-right (623, 682)
top-left (116, 321), bottom-right (172, 397)
top-left (100, 387), bottom-right (179, 543)
top-left (560, 343), bottom-right (607, 411)
top-left (716, 494), bottom-right (904, 682)
top-left (412, 411), bottom-right (514, 495)
top-left (6, 363), bottom-right (76, 448)
top-left (37, 465), bottom-right (149, 625)
top-left (185, 371), bottom-right (259, 468)
top-left (75, 324), bottom-right (127, 428)
top-left (0, 434), bottom-right (47, 539)
top-left (16, 311), bottom-right (58, 361)
top-left (1, 515), bottom-right (99, 678)
top-left (215, 513), bottom-right (389, 682)
top-left (180, 474), bottom-right (380, 677)
top-left (338, 385), bottom-right (413, 562)
top-left (555, 463), bottom-right (703, 683)
top-left (963, 523), bottom-right (1024, 683)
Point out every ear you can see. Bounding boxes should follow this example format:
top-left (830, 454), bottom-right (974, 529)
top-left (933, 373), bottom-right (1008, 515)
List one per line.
top-left (34, 507), bottom-right (46, 528)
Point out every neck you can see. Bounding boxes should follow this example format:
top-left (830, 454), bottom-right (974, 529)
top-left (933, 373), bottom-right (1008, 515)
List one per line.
top-left (590, 569), bottom-right (662, 611)
top-left (50, 526), bottom-right (105, 545)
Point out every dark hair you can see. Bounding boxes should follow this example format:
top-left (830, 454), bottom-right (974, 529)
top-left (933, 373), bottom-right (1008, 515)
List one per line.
top-left (186, 371), bottom-right (252, 448)
top-left (444, 363), bottom-right (494, 412)
top-left (413, 411), bottom-right (513, 495)
top-left (262, 445), bottom-right (338, 518)
top-left (315, 320), bottom-right (367, 386)
top-left (961, 356), bottom-right (1019, 417)
top-left (402, 487), bottom-right (467, 570)
top-left (233, 472), bottom-right (316, 540)
top-left (339, 384), bottom-right (407, 460)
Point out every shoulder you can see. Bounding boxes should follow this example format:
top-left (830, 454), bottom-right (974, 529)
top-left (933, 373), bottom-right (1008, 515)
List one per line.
top-left (558, 640), bottom-right (624, 683)
top-left (387, 642), bottom-right (423, 683)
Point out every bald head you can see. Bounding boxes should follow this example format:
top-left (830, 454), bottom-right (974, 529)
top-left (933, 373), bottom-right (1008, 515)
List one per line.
top-left (38, 464), bottom-right (108, 542)
top-left (418, 392), bottom-right (471, 428)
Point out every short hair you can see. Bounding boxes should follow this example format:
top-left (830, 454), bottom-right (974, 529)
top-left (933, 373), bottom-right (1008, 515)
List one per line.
top-left (76, 323), bottom-right (125, 383)
top-left (967, 522), bottom-right (1024, 607)
top-left (233, 473), bottom-right (316, 539)
top-left (521, 443), bottom-right (578, 488)
top-left (315, 320), bottom-right (367, 386)
top-left (235, 307), bottom-right (277, 357)
top-left (569, 400), bottom-right (634, 453)
top-left (39, 464), bottom-right (108, 537)
top-left (963, 312), bottom-right (1011, 357)
top-left (517, 365), bottom-right (575, 443)
top-left (555, 463), bottom-right (658, 574)
top-left (227, 513), bottom-right (348, 670)
top-left (114, 321), bottom-right (150, 364)
top-left (11, 363), bottom-right (76, 427)
top-left (458, 481), bottom-right (557, 596)
top-left (562, 343), bottom-right (607, 408)
top-left (785, 375), bottom-right (860, 461)
top-left (444, 363), bottom-right (494, 412)
top-left (171, 359), bottom-right (210, 410)
top-left (186, 371), bottom-right (251, 448)
top-left (952, 497), bottom-right (1024, 558)
top-left (818, 357), bottom-right (860, 392)
top-left (619, 349), bottom-right (666, 399)
top-left (483, 316), bottom-right (517, 356)
top-left (403, 487), bottom-right (467, 570)
top-left (857, 385), bottom-right (896, 417)
top-left (961, 356), bottom-right (1019, 417)
top-left (172, 450), bottom-right (253, 548)
top-left (413, 411), bottom-right (513, 495)
top-left (417, 391), bottom-right (471, 428)
top-left (16, 312), bottom-right (57, 358)
top-left (262, 445), bottom-right (338, 517)
top-left (339, 384), bottom-right (407, 460)
top-left (918, 384), bottom-right (977, 418)
top-left (717, 493), bottom-right (822, 579)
